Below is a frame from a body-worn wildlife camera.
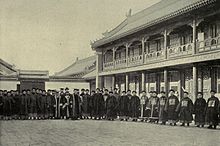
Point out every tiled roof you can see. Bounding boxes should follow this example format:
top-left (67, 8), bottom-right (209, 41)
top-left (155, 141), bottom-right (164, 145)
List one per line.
top-left (55, 55), bottom-right (96, 77)
top-left (0, 58), bottom-right (17, 75)
top-left (91, 0), bottom-right (216, 48)
top-left (82, 69), bottom-right (96, 80)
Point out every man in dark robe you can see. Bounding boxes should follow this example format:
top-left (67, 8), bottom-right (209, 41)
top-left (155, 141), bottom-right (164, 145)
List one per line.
top-left (102, 89), bottom-right (109, 119)
top-left (40, 90), bottom-right (47, 119)
top-left (118, 91), bottom-right (129, 121)
top-left (72, 89), bottom-right (81, 120)
top-left (81, 89), bottom-right (91, 119)
top-left (176, 91), bottom-right (193, 126)
top-left (93, 88), bottom-right (104, 120)
top-left (0, 90), bottom-right (3, 119)
top-left (148, 91), bottom-right (159, 123)
top-left (59, 88), bottom-right (66, 119)
top-left (106, 91), bottom-right (117, 120)
top-left (165, 89), bottom-right (179, 126)
top-left (46, 89), bottom-right (54, 119)
top-left (11, 90), bottom-right (19, 119)
top-left (113, 88), bottom-right (120, 116)
top-left (89, 90), bottom-right (96, 118)
top-left (140, 91), bottom-right (149, 119)
top-left (20, 90), bottom-right (28, 120)
top-left (194, 92), bottom-right (206, 127)
top-left (129, 91), bottom-right (140, 121)
top-left (26, 89), bottom-right (32, 119)
top-left (158, 91), bottom-right (167, 125)
top-left (29, 88), bottom-right (37, 119)
top-left (205, 90), bottom-right (219, 129)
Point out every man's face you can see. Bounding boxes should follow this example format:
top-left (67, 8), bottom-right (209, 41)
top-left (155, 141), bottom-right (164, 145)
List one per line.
top-left (96, 90), bottom-right (100, 93)
top-left (170, 91), bottom-right (174, 96)
top-left (184, 93), bottom-right (188, 98)
top-left (210, 92), bottom-right (215, 96)
top-left (161, 93), bottom-right (165, 97)
top-left (85, 91), bottom-right (89, 94)
top-left (104, 90), bottom-right (108, 94)
top-left (132, 92), bottom-right (136, 96)
top-left (23, 91), bottom-right (26, 95)
top-left (153, 93), bottom-right (157, 97)
top-left (0, 91), bottom-right (2, 95)
top-left (27, 91), bottom-right (31, 94)
top-left (109, 93), bottom-right (113, 96)
top-left (197, 93), bottom-right (202, 98)
top-left (142, 92), bottom-right (146, 96)
top-left (127, 91), bottom-right (131, 95)
top-left (32, 89), bottom-right (36, 93)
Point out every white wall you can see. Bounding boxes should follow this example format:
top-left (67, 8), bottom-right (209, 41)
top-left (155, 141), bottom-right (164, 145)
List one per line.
top-left (45, 82), bottom-right (89, 93)
top-left (0, 81), bottom-right (19, 90)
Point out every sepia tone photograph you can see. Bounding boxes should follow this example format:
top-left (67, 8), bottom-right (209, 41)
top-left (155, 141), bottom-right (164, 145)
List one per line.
top-left (0, 0), bottom-right (220, 145)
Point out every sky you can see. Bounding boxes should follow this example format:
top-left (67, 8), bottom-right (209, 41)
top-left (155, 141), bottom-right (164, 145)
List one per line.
top-left (0, 0), bottom-right (160, 75)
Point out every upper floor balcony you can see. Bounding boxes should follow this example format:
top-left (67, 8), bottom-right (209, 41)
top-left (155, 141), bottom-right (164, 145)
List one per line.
top-left (101, 16), bottom-right (220, 72)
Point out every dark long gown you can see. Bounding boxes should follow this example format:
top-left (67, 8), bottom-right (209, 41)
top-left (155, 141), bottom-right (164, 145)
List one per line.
top-left (165, 95), bottom-right (179, 123)
top-left (205, 96), bottom-right (219, 126)
top-left (82, 93), bottom-right (91, 117)
top-left (72, 93), bottom-right (81, 119)
top-left (194, 98), bottom-right (206, 125)
top-left (118, 95), bottom-right (129, 117)
top-left (29, 93), bottom-right (37, 117)
top-left (20, 94), bottom-right (28, 117)
top-left (106, 95), bottom-right (117, 119)
top-left (129, 95), bottom-right (140, 118)
top-left (158, 96), bottom-right (167, 123)
top-left (92, 93), bottom-right (104, 118)
top-left (176, 97), bottom-right (194, 123)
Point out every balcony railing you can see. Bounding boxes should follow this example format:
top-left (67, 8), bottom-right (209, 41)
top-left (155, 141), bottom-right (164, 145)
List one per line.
top-left (115, 58), bottom-right (126, 69)
top-left (101, 37), bottom-right (220, 72)
top-left (103, 61), bottom-right (114, 71)
top-left (127, 55), bottom-right (143, 66)
top-left (197, 36), bottom-right (220, 53)
top-left (144, 50), bottom-right (165, 63)
top-left (168, 43), bottom-right (193, 58)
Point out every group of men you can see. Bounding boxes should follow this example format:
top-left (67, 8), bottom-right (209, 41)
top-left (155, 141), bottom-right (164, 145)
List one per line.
top-left (0, 87), bottom-right (219, 129)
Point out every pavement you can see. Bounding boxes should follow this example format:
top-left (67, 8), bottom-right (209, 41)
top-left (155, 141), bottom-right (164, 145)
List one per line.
top-left (0, 120), bottom-right (219, 146)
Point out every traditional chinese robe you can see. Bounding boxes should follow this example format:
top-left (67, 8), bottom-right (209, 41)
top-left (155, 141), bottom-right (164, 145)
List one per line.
top-left (118, 95), bottom-right (130, 117)
top-left (158, 96), bottom-right (167, 123)
top-left (165, 95), bottom-right (179, 122)
top-left (194, 98), bottom-right (206, 125)
top-left (129, 95), bottom-right (140, 118)
top-left (106, 95), bottom-right (117, 119)
top-left (205, 96), bottom-right (219, 125)
top-left (92, 93), bottom-right (104, 118)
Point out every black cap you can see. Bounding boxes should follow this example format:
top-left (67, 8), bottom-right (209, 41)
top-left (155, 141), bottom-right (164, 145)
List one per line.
top-left (96, 88), bottom-right (100, 90)
top-left (122, 91), bottom-right (126, 93)
top-left (65, 87), bottom-right (69, 90)
top-left (142, 90), bottom-right (146, 93)
top-left (149, 91), bottom-right (153, 93)
top-left (74, 88), bottom-right (79, 91)
top-left (81, 89), bottom-right (85, 91)
top-left (109, 91), bottom-right (113, 94)
top-left (197, 92), bottom-right (203, 95)
top-left (85, 89), bottom-right (89, 91)
top-left (160, 91), bottom-right (165, 94)
top-left (184, 91), bottom-right (189, 94)
top-left (104, 89), bottom-right (108, 92)
top-left (152, 91), bottom-right (158, 94)
top-left (132, 91), bottom-right (137, 93)
top-left (210, 90), bottom-right (216, 93)
top-left (169, 89), bottom-right (175, 92)
top-left (91, 90), bottom-right (95, 93)
top-left (60, 88), bottom-right (64, 90)
top-left (114, 88), bottom-right (118, 90)
top-left (127, 90), bottom-right (131, 92)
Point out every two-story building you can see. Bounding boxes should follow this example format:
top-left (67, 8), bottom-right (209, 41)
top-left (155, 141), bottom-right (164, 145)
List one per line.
top-left (91, 0), bottom-right (220, 101)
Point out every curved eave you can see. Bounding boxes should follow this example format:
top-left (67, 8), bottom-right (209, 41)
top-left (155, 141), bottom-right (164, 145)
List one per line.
top-left (91, 0), bottom-right (216, 49)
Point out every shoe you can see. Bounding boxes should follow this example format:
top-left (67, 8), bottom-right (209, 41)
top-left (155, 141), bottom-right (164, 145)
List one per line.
top-left (187, 123), bottom-right (190, 126)
top-left (207, 125), bottom-right (213, 129)
top-left (180, 123), bottom-right (185, 126)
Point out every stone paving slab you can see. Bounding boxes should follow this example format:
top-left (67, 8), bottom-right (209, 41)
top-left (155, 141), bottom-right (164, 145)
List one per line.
top-left (0, 120), bottom-right (219, 146)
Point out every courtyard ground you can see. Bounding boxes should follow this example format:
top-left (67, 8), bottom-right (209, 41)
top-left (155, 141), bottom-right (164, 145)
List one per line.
top-left (0, 120), bottom-right (219, 146)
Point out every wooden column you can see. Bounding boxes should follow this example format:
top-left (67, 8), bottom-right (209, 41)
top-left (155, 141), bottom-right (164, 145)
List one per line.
top-left (126, 43), bottom-right (129, 67)
top-left (193, 64), bottom-right (198, 102)
top-left (141, 38), bottom-right (145, 63)
top-left (211, 67), bottom-right (217, 91)
top-left (112, 47), bottom-right (116, 68)
top-left (164, 69), bottom-right (169, 97)
top-left (125, 74), bottom-right (129, 91)
top-left (156, 73), bottom-right (161, 93)
top-left (192, 18), bottom-right (197, 54)
top-left (112, 75), bottom-right (115, 89)
top-left (179, 70), bottom-right (185, 99)
top-left (141, 72), bottom-right (145, 91)
top-left (95, 52), bottom-right (103, 89)
top-left (164, 29), bottom-right (168, 59)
